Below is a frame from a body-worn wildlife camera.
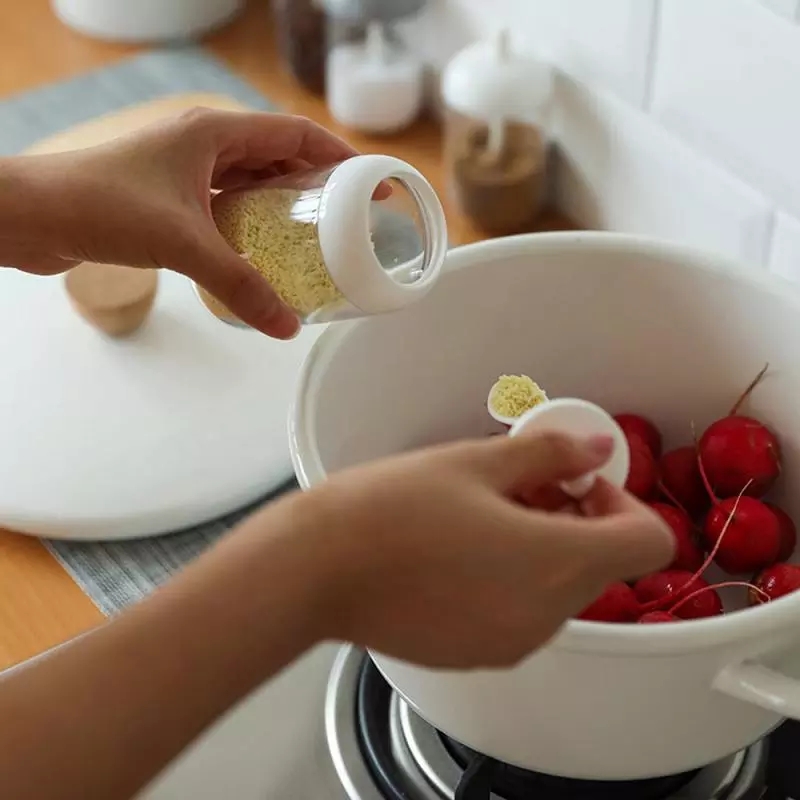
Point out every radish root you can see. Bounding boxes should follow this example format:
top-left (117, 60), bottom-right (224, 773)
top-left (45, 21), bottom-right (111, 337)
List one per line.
top-left (640, 483), bottom-right (750, 613)
top-left (668, 580), bottom-right (770, 616)
top-left (729, 362), bottom-right (769, 417)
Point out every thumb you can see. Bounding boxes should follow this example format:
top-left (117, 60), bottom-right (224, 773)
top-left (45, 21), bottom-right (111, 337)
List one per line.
top-left (186, 226), bottom-right (300, 339)
top-left (475, 431), bottom-right (616, 492)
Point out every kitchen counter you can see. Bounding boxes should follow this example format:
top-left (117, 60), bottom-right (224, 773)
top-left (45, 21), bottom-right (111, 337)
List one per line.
top-left (0, 0), bottom-right (574, 671)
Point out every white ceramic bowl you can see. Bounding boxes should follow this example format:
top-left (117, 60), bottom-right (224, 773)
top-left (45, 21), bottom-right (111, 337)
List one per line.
top-left (290, 232), bottom-right (800, 780)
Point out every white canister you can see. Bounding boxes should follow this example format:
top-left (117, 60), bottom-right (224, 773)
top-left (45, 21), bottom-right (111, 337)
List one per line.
top-left (52, 0), bottom-right (245, 43)
top-left (326, 20), bottom-right (424, 134)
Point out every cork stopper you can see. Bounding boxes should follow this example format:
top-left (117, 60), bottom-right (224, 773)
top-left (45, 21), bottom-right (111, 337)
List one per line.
top-left (64, 263), bottom-right (158, 337)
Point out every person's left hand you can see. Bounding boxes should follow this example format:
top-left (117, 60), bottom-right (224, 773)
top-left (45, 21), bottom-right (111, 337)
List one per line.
top-left (6, 109), bottom-right (357, 338)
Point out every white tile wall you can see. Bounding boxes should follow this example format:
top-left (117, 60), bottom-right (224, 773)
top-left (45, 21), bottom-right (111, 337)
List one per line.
top-left (769, 212), bottom-right (800, 279)
top-left (652, 0), bottom-right (800, 220)
top-left (417, 0), bottom-right (800, 277)
top-left (760, 0), bottom-right (799, 19)
top-left (553, 75), bottom-right (772, 264)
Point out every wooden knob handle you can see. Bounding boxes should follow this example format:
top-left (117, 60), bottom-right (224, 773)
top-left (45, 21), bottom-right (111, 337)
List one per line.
top-left (64, 263), bottom-right (158, 337)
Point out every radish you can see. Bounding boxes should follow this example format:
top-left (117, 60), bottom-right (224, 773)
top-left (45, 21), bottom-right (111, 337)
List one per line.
top-left (615, 413), bottom-right (662, 458)
top-left (638, 611), bottom-right (678, 624)
top-left (698, 365), bottom-right (781, 498)
top-left (702, 498), bottom-right (781, 574)
top-left (649, 502), bottom-right (705, 572)
top-left (633, 569), bottom-right (707, 611)
top-left (659, 446), bottom-right (709, 518)
top-left (625, 437), bottom-right (659, 501)
top-left (766, 503), bottom-right (797, 562)
top-left (748, 563), bottom-right (800, 605)
top-left (697, 455), bottom-right (781, 574)
top-left (667, 584), bottom-right (723, 619)
top-left (578, 582), bottom-right (641, 623)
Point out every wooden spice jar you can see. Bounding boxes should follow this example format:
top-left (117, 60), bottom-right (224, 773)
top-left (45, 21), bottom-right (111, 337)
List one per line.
top-left (441, 30), bottom-right (552, 236)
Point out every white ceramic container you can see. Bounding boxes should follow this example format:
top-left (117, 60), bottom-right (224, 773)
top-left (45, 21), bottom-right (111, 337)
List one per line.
top-left (290, 231), bottom-right (800, 780)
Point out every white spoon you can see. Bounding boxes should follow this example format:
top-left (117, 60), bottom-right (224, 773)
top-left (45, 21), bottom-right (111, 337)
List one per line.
top-left (508, 398), bottom-right (630, 499)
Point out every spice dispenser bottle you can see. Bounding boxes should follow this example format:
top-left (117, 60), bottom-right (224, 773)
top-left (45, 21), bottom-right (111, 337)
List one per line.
top-left (272, 0), bottom-right (330, 95)
top-left (441, 29), bottom-right (552, 236)
top-left (322, 0), bottom-right (427, 133)
top-left (196, 154), bottom-right (448, 326)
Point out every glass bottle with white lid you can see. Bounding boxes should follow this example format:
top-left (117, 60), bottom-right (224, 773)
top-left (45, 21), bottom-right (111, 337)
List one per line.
top-left (321, 0), bottom-right (427, 134)
top-left (195, 154), bottom-right (448, 326)
top-left (441, 29), bottom-right (552, 235)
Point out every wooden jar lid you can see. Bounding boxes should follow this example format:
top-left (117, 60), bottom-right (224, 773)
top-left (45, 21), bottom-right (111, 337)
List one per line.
top-left (64, 262), bottom-right (158, 337)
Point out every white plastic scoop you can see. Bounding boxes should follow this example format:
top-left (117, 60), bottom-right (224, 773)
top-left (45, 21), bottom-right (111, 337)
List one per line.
top-left (508, 398), bottom-right (630, 499)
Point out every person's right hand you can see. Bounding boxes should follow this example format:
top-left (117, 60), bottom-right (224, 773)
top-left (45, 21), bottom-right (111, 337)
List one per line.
top-left (299, 431), bottom-right (675, 669)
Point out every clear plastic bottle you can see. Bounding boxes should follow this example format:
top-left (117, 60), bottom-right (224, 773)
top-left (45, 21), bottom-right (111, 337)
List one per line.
top-left (195, 154), bottom-right (448, 326)
top-left (323, 0), bottom-right (427, 133)
top-left (441, 30), bottom-right (552, 236)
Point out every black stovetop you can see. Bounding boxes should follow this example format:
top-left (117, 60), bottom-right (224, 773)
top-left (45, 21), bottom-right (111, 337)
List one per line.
top-left (355, 655), bottom-right (800, 800)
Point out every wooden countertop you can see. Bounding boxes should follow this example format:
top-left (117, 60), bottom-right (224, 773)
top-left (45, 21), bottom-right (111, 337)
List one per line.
top-left (0, 0), bottom-right (573, 671)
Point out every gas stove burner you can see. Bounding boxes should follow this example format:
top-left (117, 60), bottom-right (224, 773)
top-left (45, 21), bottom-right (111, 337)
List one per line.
top-left (439, 736), bottom-right (698, 799)
top-left (325, 646), bottom-right (773, 800)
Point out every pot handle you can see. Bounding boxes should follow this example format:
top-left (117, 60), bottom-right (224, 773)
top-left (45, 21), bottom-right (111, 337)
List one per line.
top-left (713, 662), bottom-right (800, 718)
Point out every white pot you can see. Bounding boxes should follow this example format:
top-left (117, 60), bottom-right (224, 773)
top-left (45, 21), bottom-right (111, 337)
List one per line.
top-left (52, 0), bottom-right (245, 43)
top-left (290, 231), bottom-right (800, 780)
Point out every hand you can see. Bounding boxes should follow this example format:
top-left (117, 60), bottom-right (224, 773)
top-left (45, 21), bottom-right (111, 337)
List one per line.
top-left (306, 431), bottom-right (675, 669)
top-left (3, 109), bottom-right (357, 338)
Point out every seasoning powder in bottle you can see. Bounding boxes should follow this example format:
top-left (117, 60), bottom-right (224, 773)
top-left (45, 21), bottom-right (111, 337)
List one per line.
top-left (196, 154), bottom-right (448, 326)
top-left (441, 30), bottom-right (552, 236)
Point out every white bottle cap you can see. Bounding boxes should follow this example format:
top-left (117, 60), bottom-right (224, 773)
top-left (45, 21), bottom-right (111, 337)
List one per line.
top-left (508, 398), bottom-right (630, 498)
top-left (316, 154), bottom-right (448, 314)
top-left (441, 28), bottom-right (551, 123)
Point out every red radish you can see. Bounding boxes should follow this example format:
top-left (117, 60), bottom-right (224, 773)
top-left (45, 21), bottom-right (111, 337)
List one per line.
top-left (625, 437), bottom-right (659, 501)
top-left (749, 563), bottom-right (800, 605)
top-left (670, 580), bottom-right (766, 617)
top-left (615, 414), bottom-right (662, 458)
top-left (638, 611), bottom-right (678, 624)
top-left (668, 585), bottom-right (723, 619)
top-left (699, 417), bottom-right (780, 498)
top-left (702, 497), bottom-right (781, 574)
top-left (633, 569), bottom-right (706, 610)
top-left (698, 364), bottom-right (781, 498)
top-left (766, 503), bottom-right (797, 562)
top-left (649, 502), bottom-right (705, 572)
top-left (578, 583), bottom-right (641, 623)
top-left (697, 452), bottom-right (781, 574)
top-left (659, 446), bottom-right (709, 518)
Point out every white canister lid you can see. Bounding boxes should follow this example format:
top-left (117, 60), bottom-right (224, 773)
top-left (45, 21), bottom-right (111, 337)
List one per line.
top-left (441, 29), bottom-right (551, 122)
top-left (316, 0), bottom-right (427, 22)
top-left (316, 155), bottom-right (448, 315)
top-left (509, 398), bottom-right (630, 498)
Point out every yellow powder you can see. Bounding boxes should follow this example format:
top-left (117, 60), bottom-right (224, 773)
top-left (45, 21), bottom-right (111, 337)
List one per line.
top-left (210, 187), bottom-right (344, 319)
top-left (489, 375), bottom-right (548, 418)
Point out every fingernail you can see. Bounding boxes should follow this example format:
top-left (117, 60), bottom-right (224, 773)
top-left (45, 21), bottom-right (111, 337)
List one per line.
top-left (586, 435), bottom-right (614, 459)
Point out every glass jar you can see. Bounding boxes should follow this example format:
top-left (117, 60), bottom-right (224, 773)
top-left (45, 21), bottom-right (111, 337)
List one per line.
top-left (325, 14), bottom-right (424, 133)
top-left (441, 30), bottom-right (552, 236)
top-left (272, 0), bottom-right (328, 95)
top-left (195, 155), bottom-right (448, 326)
top-left (446, 111), bottom-right (548, 235)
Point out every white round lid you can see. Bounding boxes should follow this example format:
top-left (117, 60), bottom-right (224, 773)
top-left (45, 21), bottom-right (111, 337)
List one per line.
top-left (509, 398), bottom-right (630, 498)
top-left (441, 29), bottom-right (551, 121)
top-left (0, 269), bottom-right (322, 541)
top-left (316, 154), bottom-right (448, 315)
